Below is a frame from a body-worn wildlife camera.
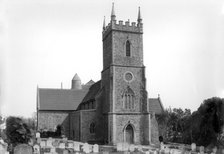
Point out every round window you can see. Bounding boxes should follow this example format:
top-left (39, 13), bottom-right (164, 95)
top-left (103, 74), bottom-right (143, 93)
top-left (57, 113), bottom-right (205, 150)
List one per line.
top-left (125, 72), bottom-right (133, 82)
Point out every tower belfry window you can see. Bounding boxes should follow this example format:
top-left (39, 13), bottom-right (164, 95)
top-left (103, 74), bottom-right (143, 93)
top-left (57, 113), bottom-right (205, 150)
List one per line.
top-left (126, 40), bottom-right (131, 57)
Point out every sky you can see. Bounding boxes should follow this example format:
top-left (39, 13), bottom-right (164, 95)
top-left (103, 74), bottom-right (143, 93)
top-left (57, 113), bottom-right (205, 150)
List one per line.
top-left (0, 0), bottom-right (224, 117)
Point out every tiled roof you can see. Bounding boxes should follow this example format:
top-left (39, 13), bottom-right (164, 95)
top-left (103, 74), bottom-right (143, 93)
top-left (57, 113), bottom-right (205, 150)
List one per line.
top-left (148, 97), bottom-right (164, 114)
top-left (85, 80), bottom-right (95, 86)
top-left (37, 88), bottom-right (89, 111)
top-left (81, 80), bottom-right (101, 103)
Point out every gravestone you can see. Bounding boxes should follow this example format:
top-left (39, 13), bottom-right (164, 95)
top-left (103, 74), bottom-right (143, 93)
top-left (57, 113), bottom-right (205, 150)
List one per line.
top-left (184, 151), bottom-right (191, 154)
top-left (123, 143), bottom-right (129, 151)
top-left (199, 146), bottom-right (204, 154)
top-left (36, 132), bottom-right (40, 138)
top-left (160, 142), bottom-right (165, 150)
top-left (153, 150), bottom-right (158, 154)
top-left (63, 149), bottom-right (69, 154)
top-left (62, 137), bottom-right (68, 142)
top-left (191, 143), bottom-right (196, 152)
top-left (40, 140), bottom-right (46, 147)
top-left (137, 145), bottom-right (143, 152)
top-left (67, 142), bottom-right (73, 149)
top-left (117, 142), bottom-right (123, 151)
top-left (14, 144), bottom-right (32, 154)
top-left (213, 146), bottom-right (217, 154)
top-left (36, 138), bottom-right (41, 144)
top-left (129, 144), bottom-right (135, 152)
top-left (73, 142), bottom-right (80, 151)
top-left (28, 138), bottom-right (34, 146)
top-left (46, 138), bottom-right (53, 147)
top-left (0, 144), bottom-right (6, 154)
top-left (33, 144), bottom-right (40, 154)
top-left (159, 149), bottom-right (165, 154)
top-left (52, 140), bottom-right (59, 147)
top-left (59, 142), bottom-right (65, 149)
top-left (164, 147), bottom-right (170, 154)
top-left (170, 149), bottom-right (176, 154)
top-left (93, 144), bottom-right (99, 153)
top-left (148, 150), bottom-right (153, 154)
top-left (173, 149), bottom-right (183, 154)
top-left (82, 143), bottom-right (90, 153)
top-left (50, 147), bottom-right (56, 153)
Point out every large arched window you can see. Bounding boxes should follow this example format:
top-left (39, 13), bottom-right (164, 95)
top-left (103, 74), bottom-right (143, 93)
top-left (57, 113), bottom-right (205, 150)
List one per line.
top-left (90, 123), bottom-right (95, 134)
top-left (126, 40), bottom-right (131, 57)
top-left (122, 86), bottom-right (135, 109)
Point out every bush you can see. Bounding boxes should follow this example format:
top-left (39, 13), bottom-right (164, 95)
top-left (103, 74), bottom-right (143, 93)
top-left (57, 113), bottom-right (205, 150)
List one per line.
top-left (5, 116), bottom-right (31, 146)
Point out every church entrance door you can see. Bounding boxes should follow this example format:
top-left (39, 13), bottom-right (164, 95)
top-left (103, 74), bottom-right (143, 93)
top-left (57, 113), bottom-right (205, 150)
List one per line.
top-left (125, 124), bottom-right (134, 144)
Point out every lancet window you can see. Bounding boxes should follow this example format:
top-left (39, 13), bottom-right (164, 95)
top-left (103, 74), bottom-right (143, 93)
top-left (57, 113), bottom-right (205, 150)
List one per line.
top-left (126, 40), bottom-right (131, 57)
top-left (90, 122), bottom-right (96, 134)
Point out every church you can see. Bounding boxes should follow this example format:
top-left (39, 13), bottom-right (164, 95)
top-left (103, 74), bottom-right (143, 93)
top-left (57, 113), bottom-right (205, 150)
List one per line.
top-left (37, 4), bottom-right (164, 145)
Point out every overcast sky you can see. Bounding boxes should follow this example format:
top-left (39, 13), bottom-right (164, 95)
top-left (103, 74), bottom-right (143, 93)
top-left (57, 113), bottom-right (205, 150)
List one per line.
top-left (0, 0), bottom-right (224, 117)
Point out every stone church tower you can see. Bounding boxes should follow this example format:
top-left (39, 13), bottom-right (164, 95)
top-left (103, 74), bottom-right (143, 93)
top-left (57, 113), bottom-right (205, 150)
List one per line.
top-left (37, 3), bottom-right (164, 145)
top-left (100, 4), bottom-right (151, 144)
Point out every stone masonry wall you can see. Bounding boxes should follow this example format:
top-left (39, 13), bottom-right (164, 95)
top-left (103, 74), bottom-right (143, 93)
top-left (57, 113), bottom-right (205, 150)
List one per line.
top-left (101, 68), bottom-right (112, 113)
top-left (113, 31), bottom-right (143, 67)
top-left (113, 66), bottom-right (147, 113)
top-left (151, 114), bottom-right (160, 145)
top-left (114, 114), bottom-right (150, 145)
top-left (38, 111), bottom-right (70, 137)
top-left (80, 110), bottom-right (96, 142)
top-left (69, 111), bottom-right (80, 141)
top-left (103, 31), bottom-right (113, 69)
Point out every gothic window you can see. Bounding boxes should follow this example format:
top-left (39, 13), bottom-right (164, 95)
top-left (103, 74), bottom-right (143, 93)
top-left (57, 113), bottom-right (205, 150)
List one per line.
top-left (90, 123), bottom-right (95, 134)
top-left (122, 86), bottom-right (135, 109)
top-left (126, 40), bottom-right (131, 57)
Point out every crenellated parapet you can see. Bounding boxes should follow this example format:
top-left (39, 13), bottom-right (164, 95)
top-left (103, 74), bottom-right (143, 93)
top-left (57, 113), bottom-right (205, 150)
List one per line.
top-left (102, 4), bottom-right (143, 40)
top-left (102, 19), bottom-right (143, 40)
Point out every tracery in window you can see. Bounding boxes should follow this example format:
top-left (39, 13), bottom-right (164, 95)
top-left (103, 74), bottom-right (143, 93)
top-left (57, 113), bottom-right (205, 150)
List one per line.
top-left (122, 86), bottom-right (135, 109)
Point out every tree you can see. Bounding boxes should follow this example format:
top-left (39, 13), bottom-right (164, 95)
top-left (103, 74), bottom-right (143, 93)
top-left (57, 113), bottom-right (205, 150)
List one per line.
top-left (5, 116), bottom-right (31, 146)
top-left (195, 97), bottom-right (224, 146)
top-left (0, 115), bottom-right (4, 125)
top-left (156, 97), bottom-right (224, 146)
top-left (156, 107), bottom-right (193, 143)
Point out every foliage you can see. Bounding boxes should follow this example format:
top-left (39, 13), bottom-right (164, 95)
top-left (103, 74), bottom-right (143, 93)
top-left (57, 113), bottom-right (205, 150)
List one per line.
top-left (0, 115), bottom-right (4, 125)
top-left (40, 124), bottom-right (62, 138)
top-left (22, 117), bottom-right (36, 131)
top-left (195, 97), bottom-right (224, 146)
top-left (156, 107), bottom-right (191, 143)
top-left (5, 116), bottom-right (31, 146)
top-left (156, 97), bottom-right (224, 147)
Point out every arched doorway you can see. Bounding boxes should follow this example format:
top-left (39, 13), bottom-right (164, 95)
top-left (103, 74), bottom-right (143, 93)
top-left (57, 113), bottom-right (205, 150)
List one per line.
top-left (124, 124), bottom-right (134, 144)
